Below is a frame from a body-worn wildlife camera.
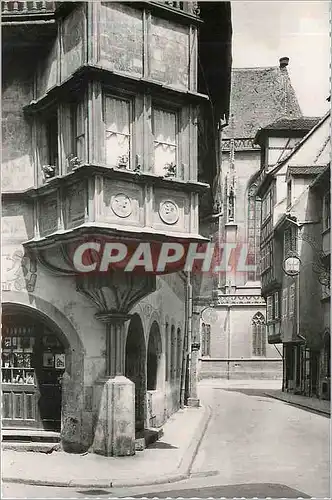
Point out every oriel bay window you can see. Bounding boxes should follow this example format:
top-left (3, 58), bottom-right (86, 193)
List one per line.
top-left (35, 87), bottom-right (194, 181)
top-left (103, 94), bottom-right (132, 169)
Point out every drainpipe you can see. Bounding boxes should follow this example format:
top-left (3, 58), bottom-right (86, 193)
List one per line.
top-left (227, 305), bottom-right (231, 380)
top-left (180, 271), bottom-right (192, 407)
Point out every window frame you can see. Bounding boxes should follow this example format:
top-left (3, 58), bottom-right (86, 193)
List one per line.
top-left (323, 191), bottom-right (331, 231)
top-left (262, 190), bottom-right (272, 223)
top-left (247, 183), bottom-right (262, 281)
top-left (102, 91), bottom-right (134, 169)
top-left (71, 99), bottom-right (86, 163)
top-left (266, 296), bottom-right (273, 323)
top-left (45, 109), bottom-right (59, 169)
top-left (282, 288), bottom-right (288, 319)
top-left (252, 313), bottom-right (266, 357)
top-left (289, 283), bottom-right (295, 317)
top-left (151, 103), bottom-right (181, 178)
top-left (287, 180), bottom-right (292, 209)
top-left (201, 322), bottom-right (211, 357)
top-left (274, 292), bottom-right (279, 319)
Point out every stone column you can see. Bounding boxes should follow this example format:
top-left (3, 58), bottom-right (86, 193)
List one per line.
top-left (187, 309), bottom-right (200, 407)
top-left (92, 313), bottom-right (136, 457)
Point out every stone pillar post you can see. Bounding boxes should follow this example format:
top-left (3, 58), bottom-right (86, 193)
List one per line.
top-left (92, 313), bottom-right (136, 457)
top-left (97, 313), bottom-right (130, 378)
top-left (187, 309), bottom-right (200, 407)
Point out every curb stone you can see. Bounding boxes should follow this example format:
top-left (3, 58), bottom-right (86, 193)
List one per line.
top-left (264, 392), bottom-right (330, 417)
top-left (3, 404), bottom-right (212, 489)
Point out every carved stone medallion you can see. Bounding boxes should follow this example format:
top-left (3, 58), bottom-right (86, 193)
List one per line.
top-left (159, 200), bottom-right (179, 225)
top-left (111, 193), bottom-right (132, 218)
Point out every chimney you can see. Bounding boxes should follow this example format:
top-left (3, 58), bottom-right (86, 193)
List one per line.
top-left (279, 57), bottom-right (289, 69)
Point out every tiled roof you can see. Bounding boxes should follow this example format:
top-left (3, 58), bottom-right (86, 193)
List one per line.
top-left (287, 165), bottom-right (326, 176)
top-left (261, 117), bottom-right (320, 131)
top-left (224, 65), bottom-right (302, 139)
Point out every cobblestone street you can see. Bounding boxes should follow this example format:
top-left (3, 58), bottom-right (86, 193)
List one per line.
top-left (3, 380), bottom-right (330, 498)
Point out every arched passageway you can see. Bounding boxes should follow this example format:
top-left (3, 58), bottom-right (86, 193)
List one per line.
top-left (2, 305), bottom-right (69, 431)
top-left (147, 321), bottom-right (162, 391)
top-left (125, 314), bottom-right (146, 432)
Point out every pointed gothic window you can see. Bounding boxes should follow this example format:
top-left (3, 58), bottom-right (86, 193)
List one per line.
top-left (201, 323), bottom-right (211, 357)
top-left (252, 312), bottom-right (266, 357)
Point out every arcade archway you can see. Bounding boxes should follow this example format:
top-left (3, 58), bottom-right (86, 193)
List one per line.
top-left (147, 321), bottom-right (162, 391)
top-left (125, 314), bottom-right (146, 432)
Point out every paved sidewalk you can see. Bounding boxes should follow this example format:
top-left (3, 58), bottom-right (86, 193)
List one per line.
top-left (2, 405), bottom-right (210, 488)
top-left (265, 390), bottom-right (330, 416)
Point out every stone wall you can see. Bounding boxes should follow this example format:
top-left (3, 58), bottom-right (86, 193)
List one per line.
top-left (199, 358), bottom-right (283, 380)
top-left (2, 54), bottom-right (35, 191)
top-left (197, 305), bottom-right (282, 380)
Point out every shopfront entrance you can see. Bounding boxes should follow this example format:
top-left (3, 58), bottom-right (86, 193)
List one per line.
top-left (2, 310), bottom-right (66, 431)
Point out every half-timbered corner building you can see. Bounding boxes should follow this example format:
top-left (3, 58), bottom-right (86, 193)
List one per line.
top-left (1, 1), bottom-right (232, 455)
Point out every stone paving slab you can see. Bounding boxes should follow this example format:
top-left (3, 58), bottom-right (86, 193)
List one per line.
top-left (265, 390), bottom-right (330, 416)
top-left (2, 405), bottom-right (211, 488)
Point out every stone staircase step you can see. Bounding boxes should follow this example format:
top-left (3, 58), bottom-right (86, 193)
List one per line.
top-left (2, 441), bottom-right (61, 453)
top-left (135, 426), bottom-right (164, 451)
top-left (2, 429), bottom-right (60, 443)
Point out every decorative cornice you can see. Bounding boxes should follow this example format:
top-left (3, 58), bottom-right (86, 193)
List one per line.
top-left (215, 294), bottom-right (266, 306)
top-left (193, 294), bottom-right (266, 307)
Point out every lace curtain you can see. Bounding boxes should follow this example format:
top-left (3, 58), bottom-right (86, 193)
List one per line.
top-left (152, 108), bottom-right (177, 175)
top-left (104, 96), bottom-right (131, 167)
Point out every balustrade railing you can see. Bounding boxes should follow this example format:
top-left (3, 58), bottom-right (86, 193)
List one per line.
top-left (2, 1), bottom-right (55, 15)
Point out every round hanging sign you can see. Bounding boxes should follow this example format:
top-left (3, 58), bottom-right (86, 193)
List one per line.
top-left (283, 254), bottom-right (301, 276)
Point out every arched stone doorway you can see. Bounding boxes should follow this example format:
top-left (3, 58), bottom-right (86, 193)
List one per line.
top-left (125, 314), bottom-right (146, 433)
top-left (2, 304), bottom-right (69, 431)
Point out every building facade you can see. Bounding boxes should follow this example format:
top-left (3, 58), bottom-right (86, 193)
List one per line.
top-left (196, 58), bottom-right (307, 380)
top-left (1, 1), bottom-right (232, 454)
top-left (256, 111), bottom-right (330, 399)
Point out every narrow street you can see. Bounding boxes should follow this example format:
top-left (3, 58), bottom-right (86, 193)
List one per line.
top-left (3, 380), bottom-right (330, 499)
